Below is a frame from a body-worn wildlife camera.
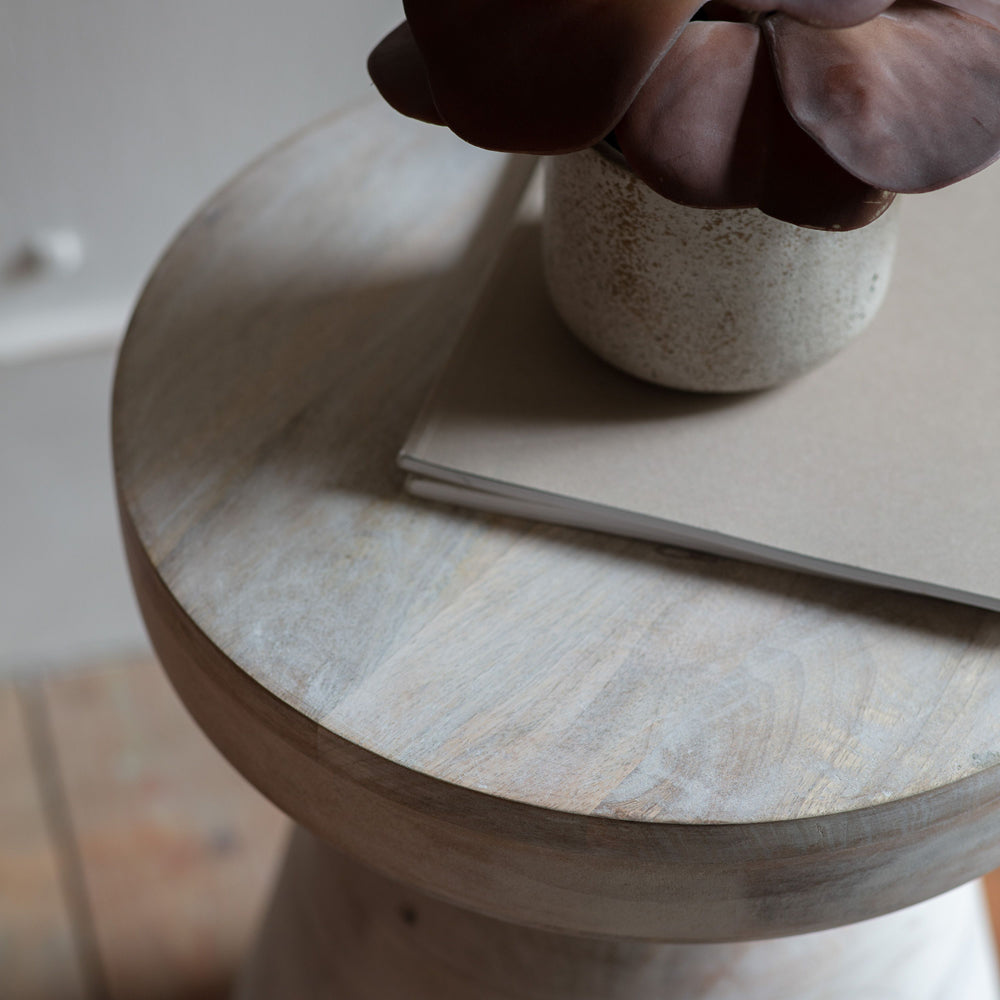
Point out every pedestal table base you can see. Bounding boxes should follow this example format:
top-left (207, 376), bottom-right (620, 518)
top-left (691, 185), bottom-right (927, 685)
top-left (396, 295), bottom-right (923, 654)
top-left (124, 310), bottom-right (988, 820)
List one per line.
top-left (236, 827), bottom-right (999, 1000)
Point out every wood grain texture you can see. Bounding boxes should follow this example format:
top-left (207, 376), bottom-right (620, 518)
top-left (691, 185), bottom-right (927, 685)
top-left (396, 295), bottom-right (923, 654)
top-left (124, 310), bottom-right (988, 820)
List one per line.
top-left (43, 659), bottom-right (287, 999)
top-left (113, 99), bottom-right (1000, 940)
top-left (237, 829), bottom-right (1000, 1000)
top-left (0, 683), bottom-right (87, 1000)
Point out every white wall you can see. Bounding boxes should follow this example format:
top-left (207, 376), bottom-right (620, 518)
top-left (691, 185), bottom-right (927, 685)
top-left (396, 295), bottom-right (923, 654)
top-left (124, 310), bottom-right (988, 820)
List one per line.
top-left (0, 0), bottom-right (402, 360)
top-left (0, 1), bottom-right (406, 675)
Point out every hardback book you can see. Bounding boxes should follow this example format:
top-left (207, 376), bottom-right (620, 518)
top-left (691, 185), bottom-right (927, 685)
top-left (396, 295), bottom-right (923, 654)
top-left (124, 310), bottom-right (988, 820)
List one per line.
top-left (398, 165), bottom-right (1000, 612)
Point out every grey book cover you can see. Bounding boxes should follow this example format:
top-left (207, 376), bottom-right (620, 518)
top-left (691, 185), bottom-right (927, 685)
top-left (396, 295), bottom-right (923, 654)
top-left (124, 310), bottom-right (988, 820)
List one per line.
top-left (400, 166), bottom-right (1000, 611)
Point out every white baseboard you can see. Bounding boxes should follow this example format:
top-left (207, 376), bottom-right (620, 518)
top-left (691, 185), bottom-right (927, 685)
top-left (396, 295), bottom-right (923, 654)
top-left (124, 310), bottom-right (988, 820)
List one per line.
top-left (0, 300), bottom-right (132, 365)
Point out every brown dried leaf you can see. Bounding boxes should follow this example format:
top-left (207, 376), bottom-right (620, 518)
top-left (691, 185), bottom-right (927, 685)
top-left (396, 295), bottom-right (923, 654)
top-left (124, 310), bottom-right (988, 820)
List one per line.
top-left (368, 21), bottom-right (444, 126)
top-left (769, 1), bottom-right (1000, 191)
top-left (616, 21), bottom-right (766, 208)
top-left (940, 0), bottom-right (1000, 28)
top-left (617, 19), bottom-right (894, 229)
top-left (733, 0), bottom-right (895, 27)
top-left (401, 0), bottom-right (704, 152)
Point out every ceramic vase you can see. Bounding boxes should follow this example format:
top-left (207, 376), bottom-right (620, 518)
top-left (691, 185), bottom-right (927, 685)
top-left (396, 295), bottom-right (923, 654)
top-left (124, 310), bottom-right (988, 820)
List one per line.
top-left (542, 145), bottom-right (900, 393)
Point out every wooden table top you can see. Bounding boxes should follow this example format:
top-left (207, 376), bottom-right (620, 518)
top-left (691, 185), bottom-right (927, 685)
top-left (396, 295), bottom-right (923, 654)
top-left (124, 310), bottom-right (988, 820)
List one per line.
top-left (113, 100), bottom-right (1000, 942)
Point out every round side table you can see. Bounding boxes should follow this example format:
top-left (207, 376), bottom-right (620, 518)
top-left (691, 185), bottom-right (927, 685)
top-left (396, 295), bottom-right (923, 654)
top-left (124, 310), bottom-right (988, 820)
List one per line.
top-left (113, 101), bottom-right (1000, 999)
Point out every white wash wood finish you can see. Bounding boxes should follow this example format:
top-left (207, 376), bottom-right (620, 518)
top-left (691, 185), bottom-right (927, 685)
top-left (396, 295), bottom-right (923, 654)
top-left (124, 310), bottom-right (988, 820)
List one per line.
top-left (114, 100), bottom-right (1000, 942)
top-left (235, 829), bottom-right (999, 1000)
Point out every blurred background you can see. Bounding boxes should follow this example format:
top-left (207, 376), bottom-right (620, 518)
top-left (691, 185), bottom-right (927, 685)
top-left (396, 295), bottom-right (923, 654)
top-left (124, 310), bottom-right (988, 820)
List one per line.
top-left (1, 0), bottom-right (399, 673)
top-left (0, 2), bottom-right (398, 997)
top-left (4, 4), bottom-right (1000, 1000)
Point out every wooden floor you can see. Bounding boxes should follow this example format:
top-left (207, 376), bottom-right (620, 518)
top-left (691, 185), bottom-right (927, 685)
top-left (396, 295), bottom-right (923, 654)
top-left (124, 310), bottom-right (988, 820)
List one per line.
top-left (1, 658), bottom-right (287, 1000)
top-left (3, 655), bottom-right (1000, 998)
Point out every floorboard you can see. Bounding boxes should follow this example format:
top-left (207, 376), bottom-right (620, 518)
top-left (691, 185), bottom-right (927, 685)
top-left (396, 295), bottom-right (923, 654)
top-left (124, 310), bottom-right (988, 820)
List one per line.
top-left (0, 682), bottom-right (88, 1000)
top-left (42, 659), bottom-right (287, 1000)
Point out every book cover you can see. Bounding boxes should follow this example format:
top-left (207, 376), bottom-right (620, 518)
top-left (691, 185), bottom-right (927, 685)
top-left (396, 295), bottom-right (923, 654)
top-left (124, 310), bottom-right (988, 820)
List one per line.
top-left (399, 167), bottom-right (1000, 611)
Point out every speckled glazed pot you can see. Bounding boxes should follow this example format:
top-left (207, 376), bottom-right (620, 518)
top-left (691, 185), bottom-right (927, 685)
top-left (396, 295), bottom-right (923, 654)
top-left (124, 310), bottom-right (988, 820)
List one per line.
top-left (542, 146), bottom-right (900, 393)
